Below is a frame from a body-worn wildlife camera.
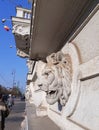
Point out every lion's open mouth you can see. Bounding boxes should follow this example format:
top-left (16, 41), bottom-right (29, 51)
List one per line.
top-left (46, 88), bottom-right (62, 105)
top-left (47, 90), bottom-right (58, 99)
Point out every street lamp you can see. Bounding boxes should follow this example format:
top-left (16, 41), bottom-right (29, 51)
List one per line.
top-left (12, 70), bottom-right (16, 88)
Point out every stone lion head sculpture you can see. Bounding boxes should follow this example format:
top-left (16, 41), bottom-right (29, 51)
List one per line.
top-left (38, 51), bottom-right (72, 106)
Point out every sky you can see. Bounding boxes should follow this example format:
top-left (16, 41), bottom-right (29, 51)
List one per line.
top-left (0, 0), bottom-right (32, 92)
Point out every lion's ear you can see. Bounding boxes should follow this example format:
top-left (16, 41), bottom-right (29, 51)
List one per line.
top-left (57, 51), bottom-right (63, 61)
top-left (46, 53), bottom-right (56, 63)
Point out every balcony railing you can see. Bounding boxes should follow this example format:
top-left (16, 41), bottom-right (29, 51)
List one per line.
top-left (24, 12), bottom-right (31, 19)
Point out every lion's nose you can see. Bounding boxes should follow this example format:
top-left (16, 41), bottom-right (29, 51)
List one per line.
top-left (38, 84), bottom-right (48, 92)
top-left (38, 84), bottom-right (42, 87)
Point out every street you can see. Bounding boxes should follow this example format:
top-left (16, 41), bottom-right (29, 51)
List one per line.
top-left (5, 98), bottom-right (25, 130)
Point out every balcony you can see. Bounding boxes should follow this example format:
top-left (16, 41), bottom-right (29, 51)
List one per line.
top-left (12, 7), bottom-right (31, 58)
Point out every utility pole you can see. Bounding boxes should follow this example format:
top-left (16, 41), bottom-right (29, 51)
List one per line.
top-left (12, 70), bottom-right (16, 88)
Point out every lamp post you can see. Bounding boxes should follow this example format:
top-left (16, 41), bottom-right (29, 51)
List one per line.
top-left (12, 70), bottom-right (16, 88)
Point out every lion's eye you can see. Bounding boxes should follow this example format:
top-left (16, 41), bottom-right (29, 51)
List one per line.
top-left (51, 54), bottom-right (55, 58)
top-left (64, 61), bottom-right (67, 64)
top-left (19, 28), bottom-right (22, 32)
top-left (44, 72), bottom-right (49, 76)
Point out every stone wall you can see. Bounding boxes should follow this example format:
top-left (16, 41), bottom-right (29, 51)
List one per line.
top-left (26, 4), bottom-right (99, 130)
top-left (47, 6), bottom-right (99, 130)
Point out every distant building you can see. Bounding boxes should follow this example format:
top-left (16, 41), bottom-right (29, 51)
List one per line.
top-left (12, 6), bottom-right (31, 58)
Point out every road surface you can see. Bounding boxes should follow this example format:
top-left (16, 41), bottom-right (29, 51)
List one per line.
top-left (5, 98), bottom-right (25, 130)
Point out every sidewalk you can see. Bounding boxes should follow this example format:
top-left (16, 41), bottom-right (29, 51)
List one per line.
top-left (26, 102), bottom-right (60, 130)
top-left (4, 99), bottom-right (60, 130)
top-left (5, 98), bottom-right (25, 130)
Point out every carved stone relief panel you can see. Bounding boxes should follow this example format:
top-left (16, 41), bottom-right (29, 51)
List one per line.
top-left (47, 43), bottom-right (99, 130)
top-left (38, 51), bottom-right (72, 107)
top-left (12, 24), bottom-right (30, 37)
top-left (44, 43), bottom-right (81, 115)
top-left (12, 24), bottom-right (30, 54)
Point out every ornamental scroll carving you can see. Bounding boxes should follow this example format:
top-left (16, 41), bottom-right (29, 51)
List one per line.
top-left (38, 51), bottom-right (72, 106)
top-left (12, 24), bottom-right (30, 39)
top-left (17, 49), bottom-right (29, 58)
top-left (25, 86), bottom-right (31, 100)
top-left (26, 60), bottom-right (34, 73)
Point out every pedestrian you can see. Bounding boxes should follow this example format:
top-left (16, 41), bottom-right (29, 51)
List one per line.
top-left (0, 93), bottom-right (9, 130)
top-left (7, 94), bottom-right (13, 110)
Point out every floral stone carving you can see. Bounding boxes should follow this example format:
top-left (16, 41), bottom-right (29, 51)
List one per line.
top-left (12, 24), bottom-right (30, 38)
top-left (38, 51), bottom-right (72, 106)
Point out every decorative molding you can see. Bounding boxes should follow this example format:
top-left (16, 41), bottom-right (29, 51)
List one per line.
top-left (12, 24), bottom-right (30, 56)
top-left (17, 49), bottom-right (29, 58)
top-left (79, 56), bottom-right (99, 80)
top-left (26, 60), bottom-right (34, 73)
top-left (25, 84), bottom-right (33, 103)
top-left (12, 24), bottom-right (30, 39)
top-left (25, 85), bottom-right (31, 101)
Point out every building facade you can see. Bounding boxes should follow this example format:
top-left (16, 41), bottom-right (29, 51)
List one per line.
top-left (12, 1), bottom-right (99, 130)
